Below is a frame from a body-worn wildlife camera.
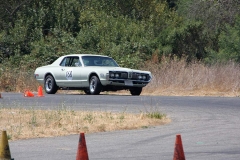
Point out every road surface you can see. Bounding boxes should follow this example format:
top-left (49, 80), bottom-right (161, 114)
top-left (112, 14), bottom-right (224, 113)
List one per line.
top-left (0, 93), bottom-right (240, 159)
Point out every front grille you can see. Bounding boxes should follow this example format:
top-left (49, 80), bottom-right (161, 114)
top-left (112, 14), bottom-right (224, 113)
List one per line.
top-left (129, 72), bottom-right (150, 81)
top-left (109, 71), bottom-right (150, 81)
top-left (120, 72), bottom-right (128, 79)
top-left (132, 72), bottom-right (138, 79)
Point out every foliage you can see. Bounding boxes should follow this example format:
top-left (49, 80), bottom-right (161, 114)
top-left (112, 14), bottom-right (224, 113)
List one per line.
top-left (0, 0), bottom-right (240, 70)
top-left (177, 0), bottom-right (240, 63)
top-left (218, 17), bottom-right (240, 63)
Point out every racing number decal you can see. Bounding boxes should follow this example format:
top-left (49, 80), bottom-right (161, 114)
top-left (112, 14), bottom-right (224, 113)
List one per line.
top-left (66, 70), bottom-right (73, 80)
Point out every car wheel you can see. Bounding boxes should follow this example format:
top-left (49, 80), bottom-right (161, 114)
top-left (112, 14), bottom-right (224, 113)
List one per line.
top-left (44, 75), bottom-right (58, 94)
top-left (83, 88), bottom-right (91, 95)
top-left (89, 76), bottom-right (102, 95)
top-left (130, 87), bottom-right (142, 96)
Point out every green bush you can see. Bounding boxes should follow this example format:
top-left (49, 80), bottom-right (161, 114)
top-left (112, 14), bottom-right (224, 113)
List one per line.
top-left (0, 0), bottom-right (240, 70)
top-left (218, 17), bottom-right (240, 63)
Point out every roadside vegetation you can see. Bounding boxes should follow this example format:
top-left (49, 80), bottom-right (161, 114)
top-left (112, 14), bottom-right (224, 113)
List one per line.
top-left (143, 56), bottom-right (240, 97)
top-left (1, 56), bottom-right (240, 97)
top-left (0, 0), bottom-right (240, 96)
top-left (0, 107), bottom-right (169, 141)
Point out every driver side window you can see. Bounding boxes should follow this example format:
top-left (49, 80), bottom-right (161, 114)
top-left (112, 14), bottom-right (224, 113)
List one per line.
top-left (60, 58), bottom-right (69, 66)
top-left (72, 57), bottom-right (82, 67)
top-left (60, 57), bottom-right (82, 67)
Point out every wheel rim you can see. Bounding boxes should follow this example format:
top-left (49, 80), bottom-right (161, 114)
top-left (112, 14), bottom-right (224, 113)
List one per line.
top-left (45, 78), bottom-right (52, 92)
top-left (90, 78), bottom-right (96, 93)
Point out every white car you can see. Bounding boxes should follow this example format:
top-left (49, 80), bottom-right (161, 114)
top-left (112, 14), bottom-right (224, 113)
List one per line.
top-left (34, 54), bottom-right (152, 95)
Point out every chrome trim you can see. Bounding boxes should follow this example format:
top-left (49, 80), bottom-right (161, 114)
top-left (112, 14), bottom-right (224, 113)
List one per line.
top-left (128, 72), bottom-right (132, 78)
top-left (106, 73), bottom-right (109, 80)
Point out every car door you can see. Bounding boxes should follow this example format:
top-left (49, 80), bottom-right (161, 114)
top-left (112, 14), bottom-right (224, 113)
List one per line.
top-left (57, 56), bottom-right (82, 87)
top-left (70, 57), bottom-right (83, 87)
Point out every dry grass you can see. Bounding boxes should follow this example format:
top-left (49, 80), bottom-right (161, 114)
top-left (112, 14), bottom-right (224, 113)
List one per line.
top-left (0, 108), bottom-right (169, 141)
top-left (142, 56), bottom-right (240, 97)
top-left (0, 68), bottom-right (38, 92)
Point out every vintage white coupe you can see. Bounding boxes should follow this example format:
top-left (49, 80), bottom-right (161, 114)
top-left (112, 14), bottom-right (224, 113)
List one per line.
top-left (34, 54), bottom-right (152, 95)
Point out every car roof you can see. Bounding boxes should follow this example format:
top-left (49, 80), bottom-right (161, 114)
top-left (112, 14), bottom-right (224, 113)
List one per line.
top-left (63, 54), bottom-right (110, 57)
top-left (51, 54), bottom-right (112, 66)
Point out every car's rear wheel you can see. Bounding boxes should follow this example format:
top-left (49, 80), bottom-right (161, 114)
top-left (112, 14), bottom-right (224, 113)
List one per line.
top-left (44, 75), bottom-right (58, 94)
top-left (130, 87), bottom-right (142, 96)
top-left (89, 76), bottom-right (102, 95)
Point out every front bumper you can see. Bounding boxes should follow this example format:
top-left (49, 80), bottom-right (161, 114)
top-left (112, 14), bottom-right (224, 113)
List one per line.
top-left (100, 79), bottom-right (149, 87)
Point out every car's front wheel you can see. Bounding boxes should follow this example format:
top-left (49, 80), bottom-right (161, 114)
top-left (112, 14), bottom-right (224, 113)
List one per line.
top-left (89, 76), bottom-right (102, 95)
top-left (130, 87), bottom-right (142, 96)
top-left (44, 75), bottom-right (58, 94)
top-left (83, 88), bottom-right (91, 95)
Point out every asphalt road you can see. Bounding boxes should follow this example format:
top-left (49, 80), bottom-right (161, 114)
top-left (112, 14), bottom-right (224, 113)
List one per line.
top-left (1, 92), bottom-right (240, 160)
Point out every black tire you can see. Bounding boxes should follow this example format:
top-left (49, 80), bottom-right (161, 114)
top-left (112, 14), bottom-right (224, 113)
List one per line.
top-left (44, 75), bottom-right (58, 94)
top-left (83, 88), bottom-right (91, 95)
top-left (130, 87), bottom-right (142, 96)
top-left (89, 76), bottom-right (102, 95)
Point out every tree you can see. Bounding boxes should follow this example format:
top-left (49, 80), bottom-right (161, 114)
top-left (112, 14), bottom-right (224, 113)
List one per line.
top-left (177, 0), bottom-right (240, 63)
top-left (217, 17), bottom-right (240, 63)
top-left (0, 0), bottom-right (31, 32)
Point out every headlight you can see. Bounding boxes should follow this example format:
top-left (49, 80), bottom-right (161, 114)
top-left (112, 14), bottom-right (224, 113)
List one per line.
top-left (138, 75), bottom-right (142, 79)
top-left (115, 73), bottom-right (119, 78)
top-left (142, 75), bottom-right (146, 80)
top-left (110, 73), bottom-right (115, 78)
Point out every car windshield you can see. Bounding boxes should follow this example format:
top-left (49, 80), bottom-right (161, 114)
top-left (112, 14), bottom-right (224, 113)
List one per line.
top-left (82, 56), bottom-right (119, 67)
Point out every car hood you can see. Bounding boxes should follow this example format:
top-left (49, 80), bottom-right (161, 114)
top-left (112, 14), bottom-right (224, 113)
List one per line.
top-left (99, 67), bottom-right (151, 74)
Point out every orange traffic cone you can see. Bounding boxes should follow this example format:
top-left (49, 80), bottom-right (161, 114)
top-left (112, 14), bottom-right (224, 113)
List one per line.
top-left (37, 86), bottom-right (44, 97)
top-left (173, 134), bottom-right (185, 160)
top-left (76, 133), bottom-right (89, 160)
top-left (0, 131), bottom-right (13, 160)
top-left (24, 90), bottom-right (34, 97)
